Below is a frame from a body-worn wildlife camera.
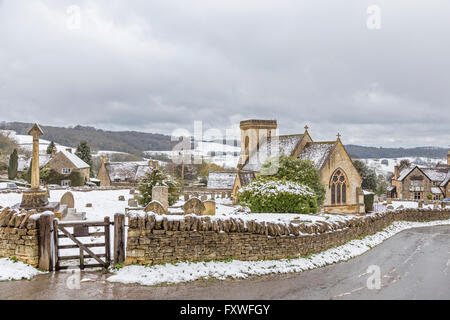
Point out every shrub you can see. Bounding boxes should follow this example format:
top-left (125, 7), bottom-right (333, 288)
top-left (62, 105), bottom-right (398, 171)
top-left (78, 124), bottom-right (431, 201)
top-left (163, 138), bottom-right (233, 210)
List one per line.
top-left (259, 155), bottom-right (326, 206)
top-left (238, 180), bottom-right (318, 214)
top-left (364, 193), bottom-right (374, 213)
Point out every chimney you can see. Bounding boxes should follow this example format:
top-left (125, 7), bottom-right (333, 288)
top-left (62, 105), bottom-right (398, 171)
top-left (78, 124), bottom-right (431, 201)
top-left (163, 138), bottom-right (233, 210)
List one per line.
top-left (51, 146), bottom-right (57, 157)
top-left (394, 165), bottom-right (399, 180)
top-left (447, 150), bottom-right (450, 166)
top-left (66, 148), bottom-right (72, 154)
top-left (102, 154), bottom-right (107, 165)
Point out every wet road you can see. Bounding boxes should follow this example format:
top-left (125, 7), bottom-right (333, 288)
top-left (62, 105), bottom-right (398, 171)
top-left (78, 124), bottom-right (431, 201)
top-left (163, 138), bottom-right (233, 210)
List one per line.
top-left (1, 225), bottom-right (449, 300)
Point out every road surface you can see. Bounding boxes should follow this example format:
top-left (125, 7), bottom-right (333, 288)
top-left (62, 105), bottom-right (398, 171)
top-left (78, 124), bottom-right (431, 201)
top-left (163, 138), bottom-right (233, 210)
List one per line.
top-left (1, 225), bottom-right (449, 299)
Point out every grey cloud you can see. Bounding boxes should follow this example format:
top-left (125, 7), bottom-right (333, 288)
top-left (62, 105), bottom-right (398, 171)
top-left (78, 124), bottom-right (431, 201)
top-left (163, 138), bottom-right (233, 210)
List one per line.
top-left (0, 0), bottom-right (449, 147)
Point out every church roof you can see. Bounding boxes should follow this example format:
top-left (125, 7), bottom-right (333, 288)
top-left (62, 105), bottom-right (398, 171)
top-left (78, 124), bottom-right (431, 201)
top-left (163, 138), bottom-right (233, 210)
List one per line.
top-left (207, 171), bottom-right (237, 190)
top-left (297, 142), bottom-right (336, 169)
top-left (242, 134), bottom-right (304, 172)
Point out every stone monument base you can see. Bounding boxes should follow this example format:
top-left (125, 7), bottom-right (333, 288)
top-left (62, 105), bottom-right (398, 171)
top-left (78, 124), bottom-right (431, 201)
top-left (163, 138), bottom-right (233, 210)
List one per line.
top-left (20, 189), bottom-right (49, 208)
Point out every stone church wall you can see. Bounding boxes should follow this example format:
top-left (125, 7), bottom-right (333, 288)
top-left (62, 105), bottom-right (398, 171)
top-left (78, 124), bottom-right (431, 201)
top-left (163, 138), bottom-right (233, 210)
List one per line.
top-left (126, 208), bottom-right (450, 266)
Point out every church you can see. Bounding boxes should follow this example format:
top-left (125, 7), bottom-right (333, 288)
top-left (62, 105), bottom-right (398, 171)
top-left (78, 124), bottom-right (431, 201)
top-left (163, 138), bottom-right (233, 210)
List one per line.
top-left (232, 119), bottom-right (365, 214)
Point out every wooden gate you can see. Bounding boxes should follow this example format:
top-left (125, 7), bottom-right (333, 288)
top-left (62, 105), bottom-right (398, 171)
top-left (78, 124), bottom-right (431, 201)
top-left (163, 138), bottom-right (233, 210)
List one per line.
top-left (53, 217), bottom-right (112, 270)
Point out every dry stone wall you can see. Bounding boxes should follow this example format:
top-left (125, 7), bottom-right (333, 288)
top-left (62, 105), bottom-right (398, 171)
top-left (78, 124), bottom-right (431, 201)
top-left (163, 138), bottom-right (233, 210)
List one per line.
top-left (126, 208), bottom-right (450, 265)
top-left (0, 206), bottom-right (41, 267)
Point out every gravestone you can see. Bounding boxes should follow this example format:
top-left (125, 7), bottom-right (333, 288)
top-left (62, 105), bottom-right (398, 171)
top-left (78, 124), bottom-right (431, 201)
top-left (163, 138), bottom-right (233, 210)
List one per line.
top-left (418, 201), bottom-right (424, 208)
top-left (386, 198), bottom-right (392, 204)
top-left (202, 200), bottom-right (216, 216)
top-left (152, 186), bottom-right (168, 212)
top-left (144, 200), bottom-right (166, 215)
top-left (201, 195), bottom-right (207, 201)
top-left (60, 191), bottom-right (75, 209)
top-left (221, 192), bottom-right (225, 198)
top-left (128, 199), bottom-right (138, 207)
top-left (118, 195), bottom-right (125, 201)
top-left (86, 203), bottom-right (93, 207)
top-left (184, 194), bottom-right (189, 201)
top-left (182, 198), bottom-right (206, 215)
top-left (129, 189), bottom-right (135, 195)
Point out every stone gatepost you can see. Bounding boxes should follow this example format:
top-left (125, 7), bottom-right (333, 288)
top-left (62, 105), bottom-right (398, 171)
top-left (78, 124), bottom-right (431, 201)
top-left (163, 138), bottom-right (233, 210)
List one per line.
top-left (152, 186), bottom-right (168, 212)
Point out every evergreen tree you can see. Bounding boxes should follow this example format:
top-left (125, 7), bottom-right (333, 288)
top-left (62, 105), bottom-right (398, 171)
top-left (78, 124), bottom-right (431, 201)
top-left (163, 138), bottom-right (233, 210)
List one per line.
top-left (353, 160), bottom-right (377, 191)
top-left (8, 149), bottom-right (18, 180)
top-left (75, 141), bottom-right (92, 167)
top-left (46, 141), bottom-right (55, 154)
top-left (399, 159), bottom-right (411, 170)
top-left (137, 168), bottom-right (180, 206)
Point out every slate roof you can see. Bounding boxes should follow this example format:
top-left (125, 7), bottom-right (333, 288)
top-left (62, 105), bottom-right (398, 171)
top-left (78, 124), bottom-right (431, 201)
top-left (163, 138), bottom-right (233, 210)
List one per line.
top-left (297, 142), bottom-right (336, 169)
top-left (106, 161), bottom-right (151, 181)
top-left (207, 171), bottom-right (237, 190)
top-left (441, 170), bottom-right (450, 187)
top-left (396, 165), bottom-right (449, 183)
top-left (242, 134), bottom-right (304, 172)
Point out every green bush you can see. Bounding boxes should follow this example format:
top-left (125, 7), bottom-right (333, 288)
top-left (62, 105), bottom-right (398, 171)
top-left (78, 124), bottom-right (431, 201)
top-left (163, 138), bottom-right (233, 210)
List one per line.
top-left (24, 165), bottom-right (85, 187)
top-left (238, 180), bottom-right (318, 214)
top-left (259, 155), bottom-right (326, 206)
top-left (364, 193), bottom-right (374, 213)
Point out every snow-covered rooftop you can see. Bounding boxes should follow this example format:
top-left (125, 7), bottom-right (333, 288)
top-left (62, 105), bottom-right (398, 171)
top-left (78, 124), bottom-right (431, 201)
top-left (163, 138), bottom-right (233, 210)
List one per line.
top-left (106, 161), bottom-right (153, 181)
top-left (243, 135), bottom-right (304, 172)
top-left (430, 187), bottom-right (443, 195)
top-left (207, 171), bottom-right (237, 190)
top-left (298, 142), bottom-right (335, 169)
top-left (59, 150), bottom-right (90, 169)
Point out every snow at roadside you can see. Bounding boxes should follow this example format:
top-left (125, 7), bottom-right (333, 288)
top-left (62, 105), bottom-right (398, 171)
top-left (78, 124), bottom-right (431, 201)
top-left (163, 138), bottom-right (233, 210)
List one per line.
top-left (0, 258), bottom-right (44, 281)
top-left (107, 218), bottom-right (450, 286)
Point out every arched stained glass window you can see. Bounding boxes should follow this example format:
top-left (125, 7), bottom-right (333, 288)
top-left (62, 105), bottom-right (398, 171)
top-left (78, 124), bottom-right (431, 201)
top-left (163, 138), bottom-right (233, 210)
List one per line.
top-left (331, 169), bottom-right (348, 205)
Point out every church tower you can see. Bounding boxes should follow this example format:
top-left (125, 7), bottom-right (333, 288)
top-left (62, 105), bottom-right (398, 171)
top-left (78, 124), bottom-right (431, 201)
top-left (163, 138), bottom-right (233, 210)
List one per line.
top-left (238, 119), bottom-right (277, 168)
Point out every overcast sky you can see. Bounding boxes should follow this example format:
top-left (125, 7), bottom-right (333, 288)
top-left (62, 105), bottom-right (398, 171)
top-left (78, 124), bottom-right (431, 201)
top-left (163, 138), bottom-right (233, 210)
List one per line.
top-left (0, 0), bottom-right (449, 147)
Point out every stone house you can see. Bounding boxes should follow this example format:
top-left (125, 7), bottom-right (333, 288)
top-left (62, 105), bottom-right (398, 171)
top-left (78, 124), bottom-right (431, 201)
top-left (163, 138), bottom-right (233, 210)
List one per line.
top-left (45, 149), bottom-right (90, 186)
top-left (96, 155), bottom-right (158, 186)
top-left (232, 119), bottom-right (365, 214)
top-left (390, 153), bottom-right (450, 200)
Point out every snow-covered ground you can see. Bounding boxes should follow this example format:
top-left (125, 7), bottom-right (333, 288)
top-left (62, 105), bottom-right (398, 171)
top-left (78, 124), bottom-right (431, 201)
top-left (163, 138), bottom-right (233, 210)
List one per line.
top-left (0, 258), bottom-right (45, 281)
top-left (106, 218), bottom-right (450, 286)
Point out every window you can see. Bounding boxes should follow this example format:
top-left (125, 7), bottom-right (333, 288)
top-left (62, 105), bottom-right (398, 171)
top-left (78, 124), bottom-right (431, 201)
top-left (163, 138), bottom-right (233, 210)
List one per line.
top-left (413, 191), bottom-right (422, 200)
top-left (62, 168), bottom-right (71, 174)
top-left (331, 169), bottom-right (347, 205)
top-left (61, 180), bottom-right (71, 187)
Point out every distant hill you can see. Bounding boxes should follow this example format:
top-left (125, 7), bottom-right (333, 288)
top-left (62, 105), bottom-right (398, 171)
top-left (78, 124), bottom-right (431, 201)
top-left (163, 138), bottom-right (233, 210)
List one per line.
top-left (345, 145), bottom-right (448, 159)
top-left (1, 122), bottom-right (447, 159)
top-left (2, 122), bottom-right (174, 155)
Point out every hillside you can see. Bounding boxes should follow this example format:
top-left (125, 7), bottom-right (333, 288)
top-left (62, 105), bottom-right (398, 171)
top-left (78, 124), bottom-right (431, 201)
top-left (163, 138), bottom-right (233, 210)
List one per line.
top-left (345, 145), bottom-right (448, 159)
top-left (1, 122), bottom-right (447, 159)
top-left (2, 122), bottom-right (174, 155)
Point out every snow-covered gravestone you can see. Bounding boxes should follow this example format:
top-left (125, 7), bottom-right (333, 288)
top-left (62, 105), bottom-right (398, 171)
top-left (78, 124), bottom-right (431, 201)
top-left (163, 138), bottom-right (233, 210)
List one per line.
top-left (152, 186), bottom-right (168, 212)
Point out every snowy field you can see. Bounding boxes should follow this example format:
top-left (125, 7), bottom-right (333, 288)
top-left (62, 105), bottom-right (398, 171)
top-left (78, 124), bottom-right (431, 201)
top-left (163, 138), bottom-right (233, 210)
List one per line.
top-left (107, 218), bottom-right (450, 286)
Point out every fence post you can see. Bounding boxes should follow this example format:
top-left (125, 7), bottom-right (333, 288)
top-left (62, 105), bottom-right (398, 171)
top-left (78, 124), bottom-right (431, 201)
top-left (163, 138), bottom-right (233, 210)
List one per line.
top-left (104, 216), bottom-right (111, 268)
top-left (39, 213), bottom-right (54, 271)
top-left (114, 213), bottom-right (126, 266)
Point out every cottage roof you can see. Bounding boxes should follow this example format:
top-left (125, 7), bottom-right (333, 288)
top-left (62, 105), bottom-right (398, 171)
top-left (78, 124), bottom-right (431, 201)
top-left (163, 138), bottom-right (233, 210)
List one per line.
top-left (441, 170), bottom-right (450, 187)
top-left (106, 161), bottom-right (152, 181)
top-left (207, 171), bottom-right (237, 190)
top-left (421, 167), bottom-right (448, 182)
top-left (59, 150), bottom-right (90, 169)
top-left (297, 142), bottom-right (336, 169)
top-left (397, 166), bottom-right (416, 181)
top-left (242, 134), bottom-right (304, 172)
top-left (431, 187), bottom-right (443, 195)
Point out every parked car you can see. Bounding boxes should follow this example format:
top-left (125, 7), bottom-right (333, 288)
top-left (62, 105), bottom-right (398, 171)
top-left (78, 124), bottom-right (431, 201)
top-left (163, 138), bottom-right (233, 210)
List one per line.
top-left (47, 184), bottom-right (61, 190)
top-left (85, 182), bottom-right (97, 187)
top-left (443, 198), bottom-right (450, 202)
top-left (0, 182), bottom-right (19, 191)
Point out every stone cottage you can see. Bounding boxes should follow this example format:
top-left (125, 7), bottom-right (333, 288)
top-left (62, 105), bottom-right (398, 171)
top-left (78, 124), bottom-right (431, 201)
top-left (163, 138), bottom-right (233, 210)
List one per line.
top-left (96, 155), bottom-right (159, 186)
top-left (232, 119), bottom-right (365, 214)
top-left (390, 152), bottom-right (450, 200)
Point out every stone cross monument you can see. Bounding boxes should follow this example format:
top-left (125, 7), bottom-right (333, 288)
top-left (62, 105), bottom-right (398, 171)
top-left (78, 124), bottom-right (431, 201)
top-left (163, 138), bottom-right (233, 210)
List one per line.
top-left (20, 123), bottom-right (50, 209)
